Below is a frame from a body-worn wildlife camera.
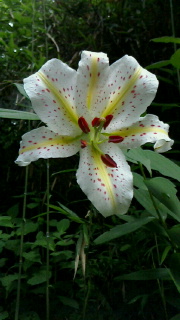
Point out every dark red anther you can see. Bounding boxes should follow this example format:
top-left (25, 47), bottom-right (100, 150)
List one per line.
top-left (101, 154), bottom-right (117, 168)
top-left (81, 140), bottom-right (87, 149)
top-left (108, 135), bottom-right (124, 143)
top-left (78, 116), bottom-right (90, 133)
top-left (92, 117), bottom-right (101, 127)
top-left (103, 115), bottom-right (113, 129)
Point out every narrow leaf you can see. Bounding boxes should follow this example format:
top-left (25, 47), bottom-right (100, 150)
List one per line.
top-left (0, 108), bottom-right (39, 120)
top-left (94, 216), bottom-right (155, 245)
top-left (151, 36), bottom-right (180, 44)
top-left (115, 268), bottom-right (171, 281)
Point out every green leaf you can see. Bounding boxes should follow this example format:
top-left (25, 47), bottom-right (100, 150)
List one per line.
top-left (23, 251), bottom-right (42, 264)
top-left (169, 253), bottom-right (180, 293)
top-left (16, 221), bottom-right (38, 236)
top-left (160, 246), bottom-right (171, 265)
top-left (127, 148), bottom-right (152, 175)
top-left (56, 219), bottom-right (70, 235)
top-left (146, 60), bottom-right (171, 70)
top-left (0, 311), bottom-right (9, 320)
top-left (0, 216), bottom-right (13, 228)
top-left (115, 268), bottom-right (171, 281)
top-left (14, 83), bottom-right (29, 99)
top-left (19, 311), bottom-right (40, 320)
top-left (58, 296), bottom-right (79, 309)
top-left (170, 49), bottom-right (180, 69)
top-left (170, 314), bottom-right (180, 320)
top-left (145, 177), bottom-right (180, 217)
top-left (136, 149), bottom-right (180, 182)
top-left (48, 203), bottom-right (83, 223)
top-left (0, 108), bottom-right (39, 120)
top-left (94, 216), bottom-right (155, 245)
top-left (0, 274), bottom-right (25, 292)
top-left (169, 225), bottom-right (180, 247)
top-left (27, 268), bottom-right (51, 285)
top-left (151, 36), bottom-right (180, 44)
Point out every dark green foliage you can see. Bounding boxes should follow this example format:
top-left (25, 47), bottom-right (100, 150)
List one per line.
top-left (0, 0), bottom-right (180, 319)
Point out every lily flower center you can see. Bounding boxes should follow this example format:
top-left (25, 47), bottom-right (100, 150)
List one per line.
top-left (78, 115), bottom-right (124, 168)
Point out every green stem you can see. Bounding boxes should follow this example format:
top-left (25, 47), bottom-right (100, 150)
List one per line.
top-left (15, 166), bottom-right (29, 320)
top-left (46, 159), bottom-right (50, 320)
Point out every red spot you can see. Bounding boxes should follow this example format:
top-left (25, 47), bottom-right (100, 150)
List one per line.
top-left (53, 100), bottom-right (56, 103)
top-left (28, 141), bottom-right (32, 143)
top-left (98, 72), bottom-right (100, 77)
top-left (42, 136), bottom-right (46, 138)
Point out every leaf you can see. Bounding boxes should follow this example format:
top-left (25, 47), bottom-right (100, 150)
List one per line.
top-left (127, 148), bottom-right (152, 175)
top-left (170, 314), bottom-right (180, 320)
top-left (170, 49), bottom-right (180, 69)
top-left (23, 251), bottom-right (42, 264)
top-left (115, 268), bottom-right (171, 281)
top-left (146, 60), bottom-right (171, 70)
top-left (160, 246), bottom-right (171, 265)
top-left (135, 149), bottom-right (180, 182)
top-left (0, 274), bottom-right (24, 292)
top-left (58, 296), bottom-right (79, 309)
top-left (27, 269), bottom-right (51, 285)
top-left (56, 219), bottom-right (70, 235)
top-left (19, 311), bottom-right (40, 320)
top-left (0, 108), bottom-right (39, 120)
top-left (0, 216), bottom-right (13, 228)
top-left (169, 225), bottom-right (180, 247)
top-left (14, 83), bottom-right (29, 99)
top-left (145, 177), bottom-right (180, 217)
top-left (0, 311), bottom-right (9, 320)
top-left (151, 36), bottom-right (180, 44)
top-left (16, 221), bottom-right (38, 236)
top-left (51, 202), bottom-right (84, 223)
top-left (94, 216), bottom-right (155, 245)
top-left (169, 253), bottom-right (180, 293)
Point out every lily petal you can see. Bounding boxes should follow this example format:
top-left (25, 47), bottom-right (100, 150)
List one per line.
top-left (24, 59), bottom-right (81, 136)
top-left (76, 142), bottom-right (133, 217)
top-left (15, 126), bottom-right (81, 166)
top-left (105, 114), bottom-right (173, 152)
top-left (76, 51), bottom-right (110, 121)
top-left (100, 55), bottom-right (158, 131)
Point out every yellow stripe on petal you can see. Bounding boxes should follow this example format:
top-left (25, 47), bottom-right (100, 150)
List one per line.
top-left (92, 146), bottom-right (117, 210)
top-left (20, 135), bottom-right (80, 155)
top-left (86, 57), bottom-right (99, 110)
top-left (109, 126), bottom-right (168, 137)
top-left (101, 67), bottom-right (142, 117)
top-left (38, 71), bottom-right (78, 125)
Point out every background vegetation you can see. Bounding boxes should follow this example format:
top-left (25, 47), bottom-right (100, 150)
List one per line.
top-left (0, 0), bottom-right (180, 319)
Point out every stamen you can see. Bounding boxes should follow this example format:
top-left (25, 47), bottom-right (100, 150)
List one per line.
top-left (101, 154), bottom-right (117, 168)
top-left (103, 115), bottom-right (113, 129)
top-left (81, 140), bottom-right (87, 149)
top-left (78, 117), bottom-right (90, 133)
top-left (92, 117), bottom-right (101, 127)
top-left (108, 135), bottom-right (124, 143)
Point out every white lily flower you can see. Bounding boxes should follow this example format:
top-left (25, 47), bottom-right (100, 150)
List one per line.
top-left (15, 51), bottom-right (173, 217)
